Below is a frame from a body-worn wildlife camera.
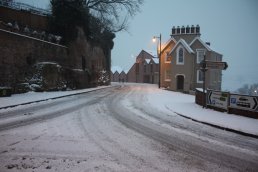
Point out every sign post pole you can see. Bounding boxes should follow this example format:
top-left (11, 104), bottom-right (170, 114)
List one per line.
top-left (202, 54), bottom-right (207, 108)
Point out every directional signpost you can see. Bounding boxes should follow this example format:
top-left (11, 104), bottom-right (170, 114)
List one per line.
top-left (205, 61), bottom-right (228, 70)
top-left (200, 60), bottom-right (228, 71)
top-left (200, 58), bottom-right (228, 108)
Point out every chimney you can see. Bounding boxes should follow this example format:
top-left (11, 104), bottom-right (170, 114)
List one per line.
top-left (172, 26), bottom-right (176, 35)
top-left (186, 25), bottom-right (190, 34)
top-left (181, 26), bottom-right (185, 34)
top-left (176, 26), bottom-right (180, 34)
top-left (190, 25), bottom-right (195, 34)
top-left (196, 24), bottom-right (200, 34)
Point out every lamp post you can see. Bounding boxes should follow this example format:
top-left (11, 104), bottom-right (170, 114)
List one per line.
top-left (152, 34), bottom-right (161, 88)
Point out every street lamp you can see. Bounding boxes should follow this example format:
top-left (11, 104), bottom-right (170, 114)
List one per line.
top-left (152, 34), bottom-right (161, 88)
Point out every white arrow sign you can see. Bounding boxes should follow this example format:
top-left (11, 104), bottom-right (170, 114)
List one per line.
top-left (229, 94), bottom-right (258, 112)
top-left (207, 90), bottom-right (229, 110)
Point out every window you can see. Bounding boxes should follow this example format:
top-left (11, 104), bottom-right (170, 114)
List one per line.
top-left (177, 47), bottom-right (184, 64)
top-left (196, 49), bottom-right (205, 63)
top-left (150, 63), bottom-right (153, 73)
top-left (165, 52), bottom-right (172, 63)
top-left (144, 63), bottom-right (146, 73)
top-left (197, 70), bottom-right (204, 83)
top-left (165, 70), bottom-right (171, 81)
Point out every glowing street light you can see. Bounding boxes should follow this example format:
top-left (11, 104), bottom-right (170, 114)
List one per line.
top-left (152, 34), bottom-right (161, 88)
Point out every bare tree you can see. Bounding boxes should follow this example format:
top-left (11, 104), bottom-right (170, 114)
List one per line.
top-left (236, 83), bottom-right (258, 96)
top-left (84, 0), bottom-right (144, 32)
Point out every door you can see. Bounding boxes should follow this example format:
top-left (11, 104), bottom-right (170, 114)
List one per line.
top-left (177, 75), bottom-right (184, 90)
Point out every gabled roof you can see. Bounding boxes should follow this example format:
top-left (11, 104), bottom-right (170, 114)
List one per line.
top-left (190, 37), bottom-right (222, 55)
top-left (189, 37), bottom-right (212, 51)
top-left (161, 37), bottom-right (177, 53)
top-left (152, 58), bottom-right (159, 64)
top-left (138, 50), bottom-right (156, 58)
top-left (169, 38), bottom-right (194, 54)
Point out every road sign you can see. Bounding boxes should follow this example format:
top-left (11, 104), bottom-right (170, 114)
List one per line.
top-left (205, 61), bottom-right (228, 70)
top-left (229, 94), bottom-right (258, 112)
top-left (207, 90), bottom-right (229, 110)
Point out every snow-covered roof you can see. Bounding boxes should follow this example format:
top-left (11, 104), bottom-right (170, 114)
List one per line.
top-left (145, 59), bottom-right (151, 64)
top-left (169, 38), bottom-right (194, 54)
top-left (161, 37), bottom-right (177, 53)
top-left (146, 50), bottom-right (157, 58)
top-left (152, 58), bottom-right (159, 64)
top-left (190, 37), bottom-right (212, 51)
top-left (190, 37), bottom-right (222, 55)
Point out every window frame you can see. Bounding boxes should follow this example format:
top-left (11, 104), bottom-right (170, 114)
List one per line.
top-left (176, 46), bottom-right (184, 65)
top-left (196, 49), bottom-right (206, 64)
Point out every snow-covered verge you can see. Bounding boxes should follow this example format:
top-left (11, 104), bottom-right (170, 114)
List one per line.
top-left (0, 85), bottom-right (112, 109)
top-left (144, 85), bottom-right (258, 136)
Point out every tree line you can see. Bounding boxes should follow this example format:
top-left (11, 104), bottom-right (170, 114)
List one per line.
top-left (48, 0), bottom-right (143, 80)
top-left (48, 0), bottom-right (143, 46)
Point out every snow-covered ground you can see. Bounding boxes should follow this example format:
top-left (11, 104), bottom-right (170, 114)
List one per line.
top-left (1, 83), bottom-right (257, 136)
top-left (1, 83), bottom-right (258, 171)
top-left (0, 86), bottom-right (112, 109)
top-left (145, 86), bottom-right (258, 136)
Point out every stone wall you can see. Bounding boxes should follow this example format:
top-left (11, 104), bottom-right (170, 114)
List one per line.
top-left (0, 29), bottom-right (69, 87)
top-left (0, 6), bottom-right (110, 91)
top-left (0, 6), bottom-right (48, 30)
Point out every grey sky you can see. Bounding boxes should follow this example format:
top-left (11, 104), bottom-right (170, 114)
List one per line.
top-left (14, 0), bottom-right (258, 91)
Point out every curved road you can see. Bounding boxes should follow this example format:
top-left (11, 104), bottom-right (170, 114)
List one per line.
top-left (0, 84), bottom-right (257, 171)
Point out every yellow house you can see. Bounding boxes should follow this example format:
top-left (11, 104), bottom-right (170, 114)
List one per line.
top-left (160, 25), bottom-right (224, 93)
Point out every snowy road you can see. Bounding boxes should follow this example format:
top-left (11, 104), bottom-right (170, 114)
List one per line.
top-left (0, 84), bottom-right (258, 171)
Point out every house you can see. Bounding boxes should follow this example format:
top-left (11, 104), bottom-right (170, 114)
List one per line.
top-left (160, 37), bottom-right (177, 88)
top-left (112, 71), bottom-right (120, 82)
top-left (119, 71), bottom-right (127, 82)
top-left (127, 50), bottom-right (159, 84)
top-left (160, 25), bottom-right (224, 92)
top-left (111, 66), bottom-right (127, 82)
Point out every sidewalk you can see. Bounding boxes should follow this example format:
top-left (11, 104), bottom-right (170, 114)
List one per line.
top-left (146, 87), bottom-right (258, 137)
top-left (0, 86), bottom-right (112, 109)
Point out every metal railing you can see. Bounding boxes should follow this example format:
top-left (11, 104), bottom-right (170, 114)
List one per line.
top-left (0, 0), bottom-right (51, 16)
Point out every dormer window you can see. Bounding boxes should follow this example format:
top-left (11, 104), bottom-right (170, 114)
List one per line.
top-left (177, 46), bottom-right (184, 65)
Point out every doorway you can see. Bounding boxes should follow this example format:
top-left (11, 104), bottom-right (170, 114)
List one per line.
top-left (177, 75), bottom-right (184, 90)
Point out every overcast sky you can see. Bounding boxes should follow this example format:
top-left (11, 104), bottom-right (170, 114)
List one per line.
top-left (15, 0), bottom-right (258, 91)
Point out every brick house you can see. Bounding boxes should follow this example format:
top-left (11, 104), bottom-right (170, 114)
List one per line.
top-left (112, 71), bottom-right (120, 82)
top-left (127, 50), bottom-right (159, 84)
top-left (111, 66), bottom-right (127, 82)
top-left (160, 38), bottom-right (177, 88)
top-left (160, 25), bottom-right (223, 92)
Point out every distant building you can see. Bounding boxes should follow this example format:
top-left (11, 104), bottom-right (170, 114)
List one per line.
top-left (127, 50), bottom-right (159, 84)
top-left (112, 71), bottom-right (120, 82)
top-left (160, 25), bottom-right (224, 92)
top-left (111, 66), bottom-right (127, 82)
top-left (119, 71), bottom-right (127, 82)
